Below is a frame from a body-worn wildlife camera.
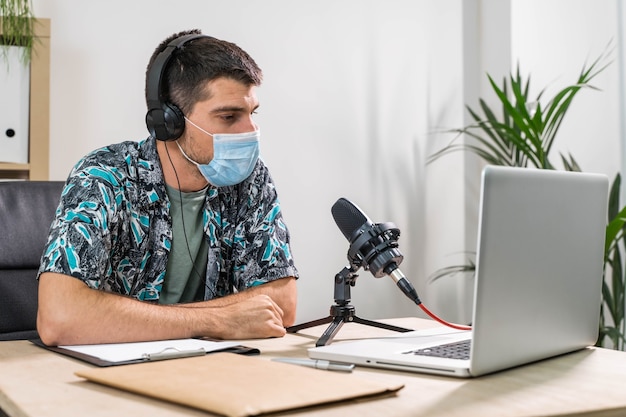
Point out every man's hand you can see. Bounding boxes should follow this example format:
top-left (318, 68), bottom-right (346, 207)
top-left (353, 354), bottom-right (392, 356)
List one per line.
top-left (213, 294), bottom-right (287, 339)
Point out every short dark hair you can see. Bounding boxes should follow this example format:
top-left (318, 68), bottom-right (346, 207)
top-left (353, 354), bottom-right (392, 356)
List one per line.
top-left (145, 29), bottom-right (263, 115)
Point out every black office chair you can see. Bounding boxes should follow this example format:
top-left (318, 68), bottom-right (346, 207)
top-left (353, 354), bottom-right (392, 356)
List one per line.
top-left (0, 181), bottom-right (64, 341)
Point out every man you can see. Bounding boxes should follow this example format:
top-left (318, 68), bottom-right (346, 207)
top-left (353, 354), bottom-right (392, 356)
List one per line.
top-left (36, 30), bottom-right (298, 346)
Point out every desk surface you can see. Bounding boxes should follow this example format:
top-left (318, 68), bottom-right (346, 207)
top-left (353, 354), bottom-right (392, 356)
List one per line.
top-left (2, 317), bottom-right (626, 417)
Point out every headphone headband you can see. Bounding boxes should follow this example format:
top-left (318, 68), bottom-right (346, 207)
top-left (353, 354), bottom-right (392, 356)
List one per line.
top-left (145, 34), bottom-right (210, 141)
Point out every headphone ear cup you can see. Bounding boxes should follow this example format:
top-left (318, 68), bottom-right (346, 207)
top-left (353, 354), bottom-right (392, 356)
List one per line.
top-left (161, 102), bottom-right (186, 141)
top-left (146, 102), bottom-right (185, 141)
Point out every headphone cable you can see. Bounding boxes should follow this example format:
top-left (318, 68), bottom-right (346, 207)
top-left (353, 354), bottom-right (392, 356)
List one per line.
top-left (164, 141), bottom-right (207, 293)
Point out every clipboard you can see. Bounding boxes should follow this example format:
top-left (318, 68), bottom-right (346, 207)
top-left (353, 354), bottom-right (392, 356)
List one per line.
top-left (30, 338), bottom-right (259, 367)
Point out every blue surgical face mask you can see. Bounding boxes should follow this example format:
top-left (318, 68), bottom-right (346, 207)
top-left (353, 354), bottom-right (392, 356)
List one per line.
top-left (177, 117), bottom-right (260, 187)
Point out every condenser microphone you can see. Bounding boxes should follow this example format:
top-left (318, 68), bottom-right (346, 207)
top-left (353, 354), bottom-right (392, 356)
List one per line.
top-left (331, 198), bottom-right (421, 305)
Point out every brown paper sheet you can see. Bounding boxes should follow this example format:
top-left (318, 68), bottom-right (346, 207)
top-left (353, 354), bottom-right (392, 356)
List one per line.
top-left (75, 352), bottom-right (404, 416)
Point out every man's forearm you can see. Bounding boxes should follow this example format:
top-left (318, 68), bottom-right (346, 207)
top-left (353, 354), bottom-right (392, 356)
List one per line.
top-left (38, 272), bottom-right (210, 345)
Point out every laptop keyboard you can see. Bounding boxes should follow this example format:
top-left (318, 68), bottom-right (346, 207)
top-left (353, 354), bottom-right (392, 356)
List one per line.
top-left (404, 339), bottom-right (471, 360)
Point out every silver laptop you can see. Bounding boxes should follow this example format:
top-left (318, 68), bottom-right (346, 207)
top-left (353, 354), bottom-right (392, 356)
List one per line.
top-left (309, 166), bottom-right (609, 377)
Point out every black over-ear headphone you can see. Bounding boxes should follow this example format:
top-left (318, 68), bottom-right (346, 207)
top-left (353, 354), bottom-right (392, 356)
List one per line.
top-left (145, 34), bottom-right (210, 141)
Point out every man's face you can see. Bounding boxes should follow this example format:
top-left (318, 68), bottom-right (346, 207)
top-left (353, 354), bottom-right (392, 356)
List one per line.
top-left (180, 77), bottom-right (259, 165)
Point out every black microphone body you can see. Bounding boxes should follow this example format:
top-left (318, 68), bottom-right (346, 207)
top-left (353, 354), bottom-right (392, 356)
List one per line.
top-left (331, 198), bottom-right (421, 305)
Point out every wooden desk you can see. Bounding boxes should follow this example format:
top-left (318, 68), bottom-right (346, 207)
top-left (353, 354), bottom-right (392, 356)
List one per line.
top-left (1, 317), bottom-right (626, 417)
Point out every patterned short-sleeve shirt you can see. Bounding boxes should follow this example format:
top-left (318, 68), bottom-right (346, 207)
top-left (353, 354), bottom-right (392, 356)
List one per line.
top-left (38, 137), bottom-right (299, 301)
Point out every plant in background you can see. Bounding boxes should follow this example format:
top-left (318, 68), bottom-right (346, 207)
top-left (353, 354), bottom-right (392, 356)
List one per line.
top-left (428, 47), bottom-right (626, 349)
top-left (602, 176), bottom-right (626, 349)
top-left (0, 0), bottom-right (35, 65)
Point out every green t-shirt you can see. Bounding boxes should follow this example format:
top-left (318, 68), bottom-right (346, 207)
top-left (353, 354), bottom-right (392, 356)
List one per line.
top-left (159, 184), bottom-right (208, 304)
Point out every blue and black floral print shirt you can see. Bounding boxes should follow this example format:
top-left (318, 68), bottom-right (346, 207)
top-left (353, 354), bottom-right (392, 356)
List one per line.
top-left (38, 137), bottom-right (298, 302)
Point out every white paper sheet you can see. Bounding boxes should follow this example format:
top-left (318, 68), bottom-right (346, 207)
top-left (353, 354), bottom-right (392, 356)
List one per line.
top-left (58, 339), bottom-right (240, 363)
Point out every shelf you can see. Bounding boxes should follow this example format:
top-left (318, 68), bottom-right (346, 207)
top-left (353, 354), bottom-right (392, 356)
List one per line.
top-left (0, 163), bottom-right (30, 180)
top-left (0, 18), bottom-right (50, 180)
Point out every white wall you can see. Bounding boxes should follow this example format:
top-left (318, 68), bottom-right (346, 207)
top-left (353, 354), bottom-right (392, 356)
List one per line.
top-left (29, 0), bottom-right (621, 328)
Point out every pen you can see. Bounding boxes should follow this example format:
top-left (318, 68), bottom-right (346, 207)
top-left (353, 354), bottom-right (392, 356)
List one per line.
top-left (271, 357), bottom-right (355, 372)
top-left (142, 347), bottom-right (206, 361)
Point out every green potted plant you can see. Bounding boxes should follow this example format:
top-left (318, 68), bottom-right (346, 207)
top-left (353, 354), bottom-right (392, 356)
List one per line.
top-left (428, 46), bottom-right (626, 349)
top-left (0, 0), bottom-right (36, 65)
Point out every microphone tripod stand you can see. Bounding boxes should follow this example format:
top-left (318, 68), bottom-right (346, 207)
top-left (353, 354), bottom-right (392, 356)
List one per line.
top-left (286, 265), bottom-right (413, 346)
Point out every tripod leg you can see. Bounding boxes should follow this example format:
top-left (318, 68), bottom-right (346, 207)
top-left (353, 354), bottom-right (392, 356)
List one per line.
top-left (286, 316), bottom-right (334, 333)
top-left (315, 316), bottom-right (346, 347)
top-left (351, 316), bottom-right (413, 333)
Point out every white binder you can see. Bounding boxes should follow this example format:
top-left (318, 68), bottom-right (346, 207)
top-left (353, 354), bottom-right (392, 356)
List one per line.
top-left (0, 46), bottom-right (30, 164)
